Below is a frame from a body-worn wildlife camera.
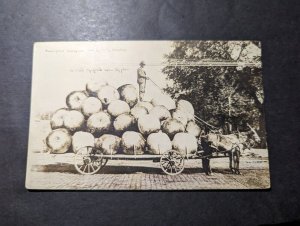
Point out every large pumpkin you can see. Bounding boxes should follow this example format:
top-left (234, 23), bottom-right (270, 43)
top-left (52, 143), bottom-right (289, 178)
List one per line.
top-left (63, 110), bottom-right (85, 132)
top-left (151, 94), bottom-right (176, 110)
top-left (107, 100), bottom-right (130, 118)
top-left (81, 97), bottom-right (103, 117)
top-left (121, 131), bottom-right (145, 155)
top-left (176, 99), bottom-right (195, 116)
top-left (86, 80), bottom-right (107, 96)
top-left (66, 91), bottom-right (88, 110)
top-left (95, 134), bottom-right (121, 155)
top-left (161, 118), bottom-right (185, 138)
top-left (130, 106), bottom-right (148, 120)
top-left (46, 128), bottom-right (72, 154)
top-left (117, 84), bottom-right (138, 108)
top-left (146, 131), bottom-right (172, 155)
top-left (50, 108), bottom-right (69, 130)
top-left (72, 131), bottom-right (95, 153)
top-left (97, 85), bottom-right (120, 105)
top-left (186, 121), bottom-right (201, 137)
top-left (137, 114), bottom-right (161, 135)
top-left (172, 110), bottom-right (189, 127)
top-left (134, 101), bottom-right (153, 112)
top-left (86, 112), bottom-right (112, 134)
top-left (172, 133), bottom-right (198, 155)
top-left (149, 105), bottom-right (171, 121)
top-left (113, 113), bottom-right (136, 133)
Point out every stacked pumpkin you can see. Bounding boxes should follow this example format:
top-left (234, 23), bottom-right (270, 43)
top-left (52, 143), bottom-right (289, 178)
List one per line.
top-left (46, 81), bottom-right (202, 156)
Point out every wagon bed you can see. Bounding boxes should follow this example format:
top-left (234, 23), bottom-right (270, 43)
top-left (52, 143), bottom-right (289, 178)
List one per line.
top-left (72, 146), bottom-right (229, 176)
top-left (101, 153), bottom-right (227, 160)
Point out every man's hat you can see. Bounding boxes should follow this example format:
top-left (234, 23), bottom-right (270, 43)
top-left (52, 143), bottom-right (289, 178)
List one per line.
top-left (140, 61), bottom-right (146, 66)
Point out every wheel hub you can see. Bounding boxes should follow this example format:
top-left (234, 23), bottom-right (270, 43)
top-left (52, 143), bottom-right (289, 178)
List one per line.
top-left (160, 150), bottom-right (185, 175)
top-left (83, 156), bottom-right (91, 165)
top-left (169, 160), bottom-right (175, 166)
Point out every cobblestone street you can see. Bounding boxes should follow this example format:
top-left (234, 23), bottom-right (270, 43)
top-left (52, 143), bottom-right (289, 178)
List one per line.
top-left (26, 152), bottom-right (270, 190)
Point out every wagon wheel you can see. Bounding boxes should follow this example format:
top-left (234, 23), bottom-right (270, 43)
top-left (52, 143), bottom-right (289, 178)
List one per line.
top-left (160, 150), bottom-right (185, 175)
top-left (74, 146), bottom-right (104, 175)
top-left (102, 158), bottom-right (108, 167)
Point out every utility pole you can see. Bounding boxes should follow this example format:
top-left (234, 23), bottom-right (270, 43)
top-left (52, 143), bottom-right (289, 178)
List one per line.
top-left (227, 92), bottom-right (233, 133)
top-left (228, 93), bottom-right (232, 117)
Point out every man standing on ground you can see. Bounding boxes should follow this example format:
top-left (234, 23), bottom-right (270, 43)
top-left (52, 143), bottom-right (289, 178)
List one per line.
top-left (137, 61), bottom-right (149, 101)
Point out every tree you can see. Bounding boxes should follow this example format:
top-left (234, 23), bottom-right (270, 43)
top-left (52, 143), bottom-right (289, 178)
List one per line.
top-left (162, 41), bottom-right (266, 147)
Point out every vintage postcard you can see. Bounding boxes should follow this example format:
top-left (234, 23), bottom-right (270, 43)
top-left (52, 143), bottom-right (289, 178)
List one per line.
top-left (25, 41), bottom-right (270, 190)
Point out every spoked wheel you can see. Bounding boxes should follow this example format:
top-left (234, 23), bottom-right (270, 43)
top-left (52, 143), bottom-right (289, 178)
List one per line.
top-left (74, 146), bottom-right (104, 175)
top-left (160, 150), bottom-right (185, 175)
top-left (102, 158), bottom-right (108, 167)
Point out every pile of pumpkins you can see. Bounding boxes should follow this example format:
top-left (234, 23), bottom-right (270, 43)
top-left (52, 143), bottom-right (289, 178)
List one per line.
top-left (46, 80), bottom-right (202, 156)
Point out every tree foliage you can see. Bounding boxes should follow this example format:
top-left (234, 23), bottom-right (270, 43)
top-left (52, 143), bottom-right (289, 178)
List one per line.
top-left (162, 41), bottom-right (266, 146)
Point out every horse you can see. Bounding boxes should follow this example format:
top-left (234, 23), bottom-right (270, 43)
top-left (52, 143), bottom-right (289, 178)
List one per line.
top-left (199, 126), bottom-right (261, 175)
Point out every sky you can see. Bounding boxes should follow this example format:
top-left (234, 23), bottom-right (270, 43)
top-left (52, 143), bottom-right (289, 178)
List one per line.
top-left (30, 41), bottom-right (261, 115)
top-left (31, 41), bottom-right (174, 114)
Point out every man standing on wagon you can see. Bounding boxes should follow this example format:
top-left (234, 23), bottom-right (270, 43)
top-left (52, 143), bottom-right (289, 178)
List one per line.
top-left (137, 61), bottom-right (149, 101)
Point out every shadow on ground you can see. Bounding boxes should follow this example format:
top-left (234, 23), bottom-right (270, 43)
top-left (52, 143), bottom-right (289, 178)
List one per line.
top-left (32, 164), bottom-right (209, 175)
top-left (212, 168), bottom-right (237, 174)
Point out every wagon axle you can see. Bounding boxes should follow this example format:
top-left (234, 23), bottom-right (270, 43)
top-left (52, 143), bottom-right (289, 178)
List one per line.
top-left (74, 146), bottom-right (186, 176)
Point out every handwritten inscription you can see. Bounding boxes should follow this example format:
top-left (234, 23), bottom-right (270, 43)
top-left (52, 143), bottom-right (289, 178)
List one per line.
top-left (44, 47), bottom-right (129, 74)
top-left (70, 67), bottom-right (128, 74)
top-left (44, 48), bottom-right (126, 54)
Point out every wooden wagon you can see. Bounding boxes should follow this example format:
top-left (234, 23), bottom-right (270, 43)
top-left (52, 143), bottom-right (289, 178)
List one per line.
top-left (73, 145), bottom-right (230, 176)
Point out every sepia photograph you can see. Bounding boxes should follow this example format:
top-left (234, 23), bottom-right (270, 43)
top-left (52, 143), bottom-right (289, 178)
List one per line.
top-left (25, 41), bottom-right (270, 190)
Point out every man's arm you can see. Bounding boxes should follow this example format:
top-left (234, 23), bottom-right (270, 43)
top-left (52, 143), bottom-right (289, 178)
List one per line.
top-left (137, 68), bottom-right (148, 79)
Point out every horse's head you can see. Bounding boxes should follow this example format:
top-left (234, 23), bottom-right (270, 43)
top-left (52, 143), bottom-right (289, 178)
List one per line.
top-left (247, 124), bottom-right (261, 143)
top-left (239, 124), bottom-right (261, 149)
